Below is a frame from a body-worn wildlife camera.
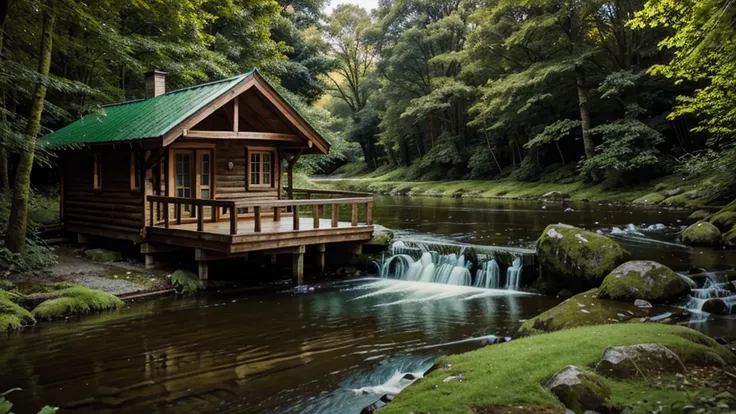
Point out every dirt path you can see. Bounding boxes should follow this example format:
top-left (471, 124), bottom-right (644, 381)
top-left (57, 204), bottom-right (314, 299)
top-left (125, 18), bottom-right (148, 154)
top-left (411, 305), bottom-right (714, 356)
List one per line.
top-left (9, 244), bottom-right (170, 296)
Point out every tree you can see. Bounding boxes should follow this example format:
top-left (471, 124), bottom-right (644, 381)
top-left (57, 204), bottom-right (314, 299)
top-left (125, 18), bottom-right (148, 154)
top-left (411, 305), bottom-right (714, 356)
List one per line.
top-left (5, 8), bottom-right (54, 254)
top-left (324, 4), bottom-right (380, 167)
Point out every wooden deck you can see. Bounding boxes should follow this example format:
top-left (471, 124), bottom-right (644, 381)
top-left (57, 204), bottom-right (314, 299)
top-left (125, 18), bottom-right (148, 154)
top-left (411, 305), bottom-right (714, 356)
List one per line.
top-left (145, 194), bottom-right (375, 255)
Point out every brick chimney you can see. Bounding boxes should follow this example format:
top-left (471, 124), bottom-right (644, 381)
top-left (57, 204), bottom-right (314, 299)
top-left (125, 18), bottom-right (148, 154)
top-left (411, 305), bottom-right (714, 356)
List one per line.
top-left (144, 70), bottom-right (167, 98)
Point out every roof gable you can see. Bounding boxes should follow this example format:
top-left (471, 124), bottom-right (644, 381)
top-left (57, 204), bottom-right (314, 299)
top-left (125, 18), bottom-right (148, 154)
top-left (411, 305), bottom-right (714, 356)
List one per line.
top-left (43, 70), bottom-right (329, 154)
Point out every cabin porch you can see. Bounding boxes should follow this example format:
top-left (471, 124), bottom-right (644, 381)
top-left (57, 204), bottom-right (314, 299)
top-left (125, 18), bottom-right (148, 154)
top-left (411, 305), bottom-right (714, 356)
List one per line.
top-left (144, 189), bottom-right (375, 284)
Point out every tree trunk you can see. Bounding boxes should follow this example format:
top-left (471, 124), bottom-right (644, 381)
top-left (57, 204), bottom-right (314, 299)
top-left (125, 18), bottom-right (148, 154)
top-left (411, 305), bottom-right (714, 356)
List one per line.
top-left (575, 65), bottom-right (595, 159)
top-left (0, 0), bottom-right (10, 191)
top-left (5, 10), bottom-right (55, 254)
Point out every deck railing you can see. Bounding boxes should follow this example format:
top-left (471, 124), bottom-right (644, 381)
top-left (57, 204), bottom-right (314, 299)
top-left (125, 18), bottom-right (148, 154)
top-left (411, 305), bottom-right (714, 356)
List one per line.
top-left (147, 192), bottom-right (373, 235)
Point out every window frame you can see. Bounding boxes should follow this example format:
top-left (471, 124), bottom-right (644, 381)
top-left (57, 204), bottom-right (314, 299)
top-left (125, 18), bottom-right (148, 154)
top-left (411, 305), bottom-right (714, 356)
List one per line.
top-left (93, 152), bottom-right (102, 190)
top-left (247, 148), bottom-right (276, 189)
top-left (130, 151), bottom-right (142, 192)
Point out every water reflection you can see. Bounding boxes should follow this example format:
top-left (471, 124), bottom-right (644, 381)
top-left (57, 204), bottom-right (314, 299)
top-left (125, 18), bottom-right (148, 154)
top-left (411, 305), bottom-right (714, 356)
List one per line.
top-left (0, 279), bottom-right (557, 414)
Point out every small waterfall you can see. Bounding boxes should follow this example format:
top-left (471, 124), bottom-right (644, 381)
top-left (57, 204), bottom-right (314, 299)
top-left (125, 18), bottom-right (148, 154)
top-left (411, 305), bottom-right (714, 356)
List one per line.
top-left (475, 259), bottom-right (500, 289)
top-left (380, 240), bottom-right (534, 289)
top-left (505, 256), bottom-right (522, 291)
top-left (682, 272), bottom-right (736, 314)
top-left (380, 250), bottom-right (472, 286)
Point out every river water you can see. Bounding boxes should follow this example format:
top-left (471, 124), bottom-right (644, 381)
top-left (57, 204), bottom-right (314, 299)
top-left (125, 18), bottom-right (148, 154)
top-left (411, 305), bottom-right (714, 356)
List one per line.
top-left (2, 196), bottom-right (735, 413)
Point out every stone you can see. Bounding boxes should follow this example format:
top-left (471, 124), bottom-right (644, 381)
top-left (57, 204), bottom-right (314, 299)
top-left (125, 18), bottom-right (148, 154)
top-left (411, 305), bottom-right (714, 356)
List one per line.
top-left (598, 261), bottom-right (691, 304)
top-left (541, 191), bottom-right (568, 201)
top-left (634, 299), bottom-right (653, 309)
top-left (595, 344), bottom-right (685, 380)
top-left (83, 248), bottom-right (122, 262)
top-left (724, 227), bottom-right (736, 247)
top-left (687, 210), bottom-right (712, 223)
top-left (709, 211), bottom-right (736, 231)
top-left (367, 224), bottom-right (394, 247)
top-left (519, 289), bottom-right (644, 336)
top-left (546, 366), bottom-right (610, 414)
top-left (701, 298), bottom-right (734, 315)
top-left (537, 224), bottom-right (629, 292)
top-left (664, 188), bottom-right (683, 197)
top-left (680, 221), bottom-right (721, 246)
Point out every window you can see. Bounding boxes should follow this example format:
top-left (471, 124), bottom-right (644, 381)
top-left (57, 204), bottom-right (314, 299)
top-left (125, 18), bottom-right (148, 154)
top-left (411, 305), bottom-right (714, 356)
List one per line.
top-left (130, 152), bottom-right (142, 191)
top-left (175, 153), bottom-right (192, 198)
top-left (93, 153), bottom-right (102, 190)
top-left (199, 151), bottom-right (211, 199)
top-left (249, 151), bottom-right (273, 187)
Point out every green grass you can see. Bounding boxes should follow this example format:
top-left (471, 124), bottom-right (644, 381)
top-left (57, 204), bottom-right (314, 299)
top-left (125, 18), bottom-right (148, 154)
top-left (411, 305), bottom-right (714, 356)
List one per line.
top-left (318, 172), bottom-right (713, 204)
top-left (380, 324), bottom-right (734, 414)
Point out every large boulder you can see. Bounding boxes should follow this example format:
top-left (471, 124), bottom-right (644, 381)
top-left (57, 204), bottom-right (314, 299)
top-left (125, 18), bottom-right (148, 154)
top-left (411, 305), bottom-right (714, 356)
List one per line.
top-left (680, 221), bottom-right (721, 246)
top-left (632, 192), bottom-right (665, 205)
top-left (595, 344), bottom-right (685, 380)
top-left (702, 298), bottom-right (734, 315)
top-left (537, 224), bottom-right (629, 292)
top-left (598, 261), bottom-right (691, 304)
top-left (687, 209), bottom-right (712, 223)
top-left (546, 365), bottom-right (610, 414)
top-left (519, 289), bottom-right (643, 336)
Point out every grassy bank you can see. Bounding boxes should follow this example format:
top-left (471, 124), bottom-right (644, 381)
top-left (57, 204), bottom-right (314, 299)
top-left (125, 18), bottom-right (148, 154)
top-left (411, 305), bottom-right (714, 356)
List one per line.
top-left (314, 168), bottom-right (719, 206)
top-left (381, 324), bottom-right (735, 413)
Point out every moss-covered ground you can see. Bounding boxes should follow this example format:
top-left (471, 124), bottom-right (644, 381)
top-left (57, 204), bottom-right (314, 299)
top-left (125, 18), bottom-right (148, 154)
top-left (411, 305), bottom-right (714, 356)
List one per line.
top-left (380, 324), bottom-right (735, 414)
top-left (317, 169), bottom-right (719, 205)
top-left (31, 285), bottom-right (124, 320)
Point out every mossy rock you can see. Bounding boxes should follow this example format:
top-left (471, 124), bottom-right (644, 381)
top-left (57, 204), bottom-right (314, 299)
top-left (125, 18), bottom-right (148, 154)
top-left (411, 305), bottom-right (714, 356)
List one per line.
top-left (170, 270), bottom-right (205, 295)
top-left (518, 289), bottom-right (647, 336)
top-left (595, 344), bottom-right (686, 380)
top-left (724, 226), bottom-right (736, 246)
top-left (680, 221), bottom-right (721, 246)
top-left (31, 286), bottom-right (123, 320)
top-left (84, 248), bottom-right (122, 262)
top-left (661, 190), bottom-right (702, 206)
top-left (632, 192), bottom-right (665, 205)
top-left (537, 224), bottom-right (629, 292)
top-left (687, 209), bottom-right (712, 223)
top-left (709, 211), bottom-right (736, 231)
top-left (546, 365), bottom-right (610, 414)
top-left (598, 261), bottom-right (691, 304)
top-left (367, 224), bottom-right (394, 247)
top-left (0, 290), bottom-right (36, 331)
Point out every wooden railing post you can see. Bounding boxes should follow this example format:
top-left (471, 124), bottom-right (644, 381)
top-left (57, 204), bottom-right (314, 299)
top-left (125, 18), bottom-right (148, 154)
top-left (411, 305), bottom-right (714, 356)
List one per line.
top-left (351, 203), bottom-right (358, 226)
top-left (331, 205), bottom-right (339, 228)
top-left (149, 200), bottom-right (154, 227)
top-left (274, 206), bottom-right (281, 221)
top-left (211, 204), bottom-right (216, 222)
top-left (293, 205), bottom-right (300, 230)
top-left (176, 203), bottom-right (182, 225)
top-left (366, 200), bottom-right (373, 225)
top-left (254, 206), bottom-right (262, 232)
top-left (197, 205), bottom-right (204, 231)
top-left (229, 204), bottom-right (237, 235)
top-left (313, 204), bottom-right (320, 229)
top-left (163, 201), bottom-right (169, 228)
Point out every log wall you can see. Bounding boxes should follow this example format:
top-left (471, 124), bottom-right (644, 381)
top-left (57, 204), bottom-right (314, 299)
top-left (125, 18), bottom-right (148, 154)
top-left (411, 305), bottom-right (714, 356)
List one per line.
top-left (62, 149), bottom-right (144, 242)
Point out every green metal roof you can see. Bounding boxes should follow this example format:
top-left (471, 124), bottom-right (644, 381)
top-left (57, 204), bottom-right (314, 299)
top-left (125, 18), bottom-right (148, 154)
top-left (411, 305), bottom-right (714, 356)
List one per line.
top-left (44, 71), bottom-right (253, 146)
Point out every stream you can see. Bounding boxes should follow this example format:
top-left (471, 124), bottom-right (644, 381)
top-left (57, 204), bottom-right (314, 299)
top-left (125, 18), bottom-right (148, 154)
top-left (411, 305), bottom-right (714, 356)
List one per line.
top-left (2, 196), bottom-right (736, 413)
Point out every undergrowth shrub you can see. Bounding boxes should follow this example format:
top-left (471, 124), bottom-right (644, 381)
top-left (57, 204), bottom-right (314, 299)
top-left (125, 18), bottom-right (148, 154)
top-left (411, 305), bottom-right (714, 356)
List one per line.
top-left (0, 191), bottom-right (58, 273)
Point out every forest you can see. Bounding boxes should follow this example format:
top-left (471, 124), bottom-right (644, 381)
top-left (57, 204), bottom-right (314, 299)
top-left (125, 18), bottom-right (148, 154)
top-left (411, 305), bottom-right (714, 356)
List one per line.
top-left (0, 0), bottom-right (735, 262)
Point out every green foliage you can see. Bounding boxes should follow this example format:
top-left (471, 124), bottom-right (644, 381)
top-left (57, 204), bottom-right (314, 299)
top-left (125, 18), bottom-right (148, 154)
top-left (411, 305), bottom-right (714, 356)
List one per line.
top-left (31, 285), bottom-right (124, 320)
top-left (0, 192), bottom-right (57, 272)
top-left (170, 270), bottom-right (205, 295)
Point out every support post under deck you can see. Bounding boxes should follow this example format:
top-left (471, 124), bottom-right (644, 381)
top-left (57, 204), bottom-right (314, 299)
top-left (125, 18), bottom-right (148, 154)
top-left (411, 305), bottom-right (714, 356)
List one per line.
top-left (317, 243), bottom-right (326, 273)
top-left (292, 245), bottom-right (305, 286)
top-left (198, 261), bottom-right (209, 281)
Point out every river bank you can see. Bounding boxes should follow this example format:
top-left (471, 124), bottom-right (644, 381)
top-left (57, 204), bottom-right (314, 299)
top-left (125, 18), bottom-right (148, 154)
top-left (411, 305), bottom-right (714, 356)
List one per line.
top-left (311, 170), bottom-right (723, 208)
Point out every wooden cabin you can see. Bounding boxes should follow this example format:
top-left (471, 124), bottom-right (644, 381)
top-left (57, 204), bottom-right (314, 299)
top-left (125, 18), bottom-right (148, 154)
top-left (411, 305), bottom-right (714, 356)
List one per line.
top-left (45, 70), bottom-right (374, 283)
